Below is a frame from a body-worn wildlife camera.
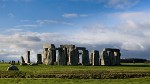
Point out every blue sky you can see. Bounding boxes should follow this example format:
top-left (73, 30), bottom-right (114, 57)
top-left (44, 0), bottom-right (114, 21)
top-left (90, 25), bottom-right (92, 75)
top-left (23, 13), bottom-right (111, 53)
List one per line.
top-left (0, 0), bottom-right (150, 61)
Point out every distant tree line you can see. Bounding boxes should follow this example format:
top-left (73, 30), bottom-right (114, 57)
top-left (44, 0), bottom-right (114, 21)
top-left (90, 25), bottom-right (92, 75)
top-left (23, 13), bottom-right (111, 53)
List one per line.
top-left (120, 58), bottom-right (148, 63)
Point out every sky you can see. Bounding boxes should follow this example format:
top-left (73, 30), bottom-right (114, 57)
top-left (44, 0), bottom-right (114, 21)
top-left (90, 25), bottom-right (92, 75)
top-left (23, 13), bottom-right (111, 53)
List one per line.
top-left (0, 0), bottom-right (150, 62)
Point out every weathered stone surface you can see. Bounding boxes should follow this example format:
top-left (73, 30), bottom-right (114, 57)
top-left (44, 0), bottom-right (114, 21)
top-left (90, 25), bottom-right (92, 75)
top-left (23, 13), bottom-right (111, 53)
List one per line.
top-left (60, 44), bottom-right (75, 49)
top-left (91, 50), bottom-right (100, 66)
top-left (68, 49), bottom-right (79, 65)
top-left (60, 44), bottom-right (76, 64)
top-left (116, 52), bottom-right (121, 65)
top-left (41, 44), bottom-right (121, 66)
top-left (76, 47), bottom-right (86, 50)
top-left (43, 44), bottom-right (56, 65)
top-left (48, 49), bottom-right (56, 65)
top-left (58, 48), bottom-right (67, 65)
top-left (82, 50), bottom-right (90, 66)
top-left (36, 54), bottom-right (42, 64)
top-left (26, 51), bottom-right (30, 63)
top-left (100, 50), bottom-right (110, 65)
top-left (100, 48), bottom-right (121, 66)
top-left (109, 51), bottom-right (115, 65)
top-left (7, 65), bottom-right (19, 71)
top-left (43, 48), bottom-right (48, 64)
top-left (43, 44), bottom-right (56, 49)
top-left (20, 56), bottom-right (26, 65)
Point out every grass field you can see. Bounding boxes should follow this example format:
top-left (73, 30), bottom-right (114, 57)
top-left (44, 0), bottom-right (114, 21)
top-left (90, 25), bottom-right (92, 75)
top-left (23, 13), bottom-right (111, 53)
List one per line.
top-left (0, 63), bottom-right (150, 84)
top-left (0, 63), bottom-right (150, 72)
top-left (0, 77), bottom-right (150, 84)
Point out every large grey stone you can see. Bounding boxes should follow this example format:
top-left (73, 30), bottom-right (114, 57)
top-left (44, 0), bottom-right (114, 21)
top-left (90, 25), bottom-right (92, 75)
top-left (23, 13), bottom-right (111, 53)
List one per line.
top-left (100, 48), bottom-right (121, 66)
top-left (43, 44), bottom-right (56, 65)
top-left (58, 48), bottom-right (67, 65)
top-left (43, 48), bottom-right (48, 64)
top-left (20, 56), bottom-right (26, 65)
top-left (7, 65), bottom-right (19, 71)
top-left (68, 49), bottom-right (79, 65)
top-left (100, 50), bottom-right (110, 65)
top-left (60, 44), bottom-right (76, 64)
top-left (36, 54), bottom-right (42, 64)
top-left (91, 50), bottom-right (100, 66)
top-left (26, 51), bottom-right (30, 63)
top-left (82, 50), bottom-right (90, 66)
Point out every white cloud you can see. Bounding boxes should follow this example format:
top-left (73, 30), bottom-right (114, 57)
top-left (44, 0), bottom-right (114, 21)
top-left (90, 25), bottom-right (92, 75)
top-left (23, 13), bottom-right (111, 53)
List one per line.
top-left (20, 20), bottom-right (31, 22)
top-left (8, 13), bottom-right (15, 18)
top-left (36, 19), bottom-right (73, 25)
top-left (62, 13), bottom-right (88, 18)
top-left (1, 13), bottom-right (150, 60)
top-left (121, 42), bottom-right (144, 51)
top-left (1, 10), bottom-right (150, 60)
top-left (70, 0), bottom-right (140, 9)
top-left (0, 29), bottom-right (71, 61)
top-left (14, 24), bottom-right (39, 28)
top-left (62, 13), bottom-right (78, 18)
top-left (105, 0), bottom-right (140, 9)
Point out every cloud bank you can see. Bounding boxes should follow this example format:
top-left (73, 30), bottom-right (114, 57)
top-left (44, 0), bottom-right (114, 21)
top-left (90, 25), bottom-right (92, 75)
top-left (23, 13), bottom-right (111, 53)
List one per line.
top-left (1, 11), bottom-right (150, 61)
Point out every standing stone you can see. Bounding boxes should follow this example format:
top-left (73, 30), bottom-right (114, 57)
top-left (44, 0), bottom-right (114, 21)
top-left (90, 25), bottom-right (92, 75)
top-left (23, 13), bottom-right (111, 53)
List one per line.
top-left (91, 50), bottom-right (100, 66)
top-left (43, 44), bottom-right (56, 65)
top-left (116, 51), bottom-right (121, 65)
top-left (114, 52), bottom-right (118, 65)
top-left (26, 51), bottom-right (30, 63)
top-left (82, 50), bottom-right (90, 66)
top-left (46, 48), bottom-right (53, 65)
top-left (109, 51), bottom-right (115, 65)
top-left (100, 49), bottom-right (110, 65)
top-left (58, 48), bottom-right (67, 65)
top-left (20, 56), bottom-right (26, 65)
top-left (43, 48), bottom-right (48, 64)
top-left (60, 45), bottom-right (75, 63)
top-left (36, 54), bottom-right (42, 64)
top-left (68, 49), bottom-right (78, 65)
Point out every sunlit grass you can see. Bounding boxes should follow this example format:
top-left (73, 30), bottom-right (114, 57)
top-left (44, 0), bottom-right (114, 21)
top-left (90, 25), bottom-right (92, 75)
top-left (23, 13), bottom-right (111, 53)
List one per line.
top-left (0, 63), bottom-right (150, 73)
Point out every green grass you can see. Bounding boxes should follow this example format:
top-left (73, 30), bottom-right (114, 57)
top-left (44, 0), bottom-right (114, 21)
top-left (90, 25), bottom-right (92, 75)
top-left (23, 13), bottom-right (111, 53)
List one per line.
top-left (0, 77), bottom-right (150, 84)
top-left (0, 63), bottom-right (150, 73)
top-left (0, 63), bottom-right (150, 84)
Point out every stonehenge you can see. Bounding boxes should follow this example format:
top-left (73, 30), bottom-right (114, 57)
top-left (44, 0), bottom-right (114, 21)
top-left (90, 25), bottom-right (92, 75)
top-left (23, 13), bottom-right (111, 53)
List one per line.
top-left (42, 44), bottom-right (91, 66)
top-left (42, 44), bottom-right (121, 66)
top-left (19, 44), bottom-right (121, 66)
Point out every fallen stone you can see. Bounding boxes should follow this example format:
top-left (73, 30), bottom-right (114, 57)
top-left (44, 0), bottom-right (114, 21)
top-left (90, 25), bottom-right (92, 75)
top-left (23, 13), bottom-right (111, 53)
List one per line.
top-left (7, 65), bottom-right (19, 71)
